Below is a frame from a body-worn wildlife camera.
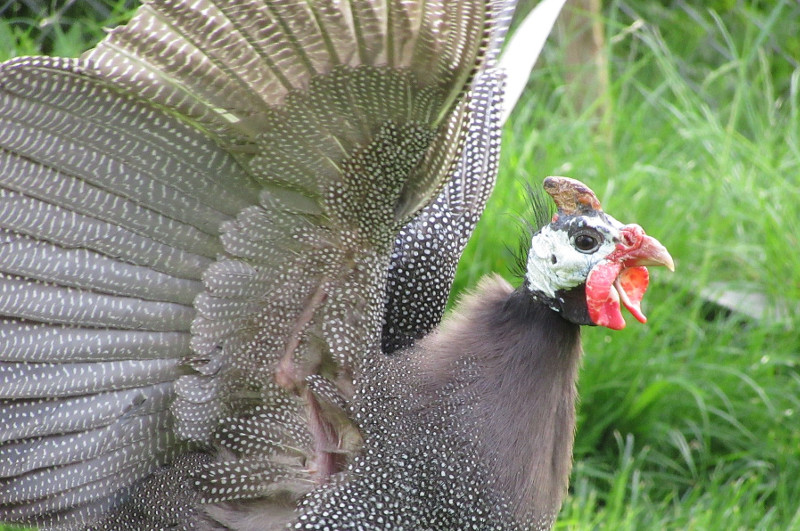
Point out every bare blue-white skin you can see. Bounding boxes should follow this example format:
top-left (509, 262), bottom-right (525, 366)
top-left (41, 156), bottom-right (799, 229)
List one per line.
top-left (525, 213), bottom-right (624, 299)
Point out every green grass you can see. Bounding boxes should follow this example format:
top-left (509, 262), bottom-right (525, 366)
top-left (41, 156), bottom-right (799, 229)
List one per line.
top-left (1, 1), bottom-right (799, 530)
top-left (460, 1), bottom-right (800, 529)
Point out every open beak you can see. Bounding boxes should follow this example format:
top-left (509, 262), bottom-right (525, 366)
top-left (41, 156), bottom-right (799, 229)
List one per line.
top-left (586, 225), bottom-right (674, 330)
top-left (621, 233), bottom-right (674, 272)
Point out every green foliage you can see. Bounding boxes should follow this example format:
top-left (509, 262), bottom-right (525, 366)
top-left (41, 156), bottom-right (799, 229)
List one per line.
top-left (0, 1), bottom-right (136, 59)
top-left (1, 1), bottom-right (798, 530)
top-left (458, 1), bottom-right (800, 529)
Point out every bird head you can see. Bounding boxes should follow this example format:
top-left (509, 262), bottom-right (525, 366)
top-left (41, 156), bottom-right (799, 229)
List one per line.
top-left (524, 176), bottom-right (674, 330)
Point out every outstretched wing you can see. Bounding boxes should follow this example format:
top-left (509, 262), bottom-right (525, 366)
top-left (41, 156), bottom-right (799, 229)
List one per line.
top-left (0, 0), bottom-right (515, 527)
top-left (381, 67), bottom-right (505, 353)
top-left (0, 56), bottom-right (257, 526)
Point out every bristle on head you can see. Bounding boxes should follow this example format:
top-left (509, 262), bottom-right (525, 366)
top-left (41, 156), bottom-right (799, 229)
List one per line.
top-left (543, 176), bottom-right (602, 215)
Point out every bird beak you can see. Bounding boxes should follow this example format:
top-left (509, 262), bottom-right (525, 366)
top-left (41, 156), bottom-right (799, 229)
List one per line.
top-left (585, 225), bottom-right (674, 330)
top-left (620, 233), bottom-right (675, 272)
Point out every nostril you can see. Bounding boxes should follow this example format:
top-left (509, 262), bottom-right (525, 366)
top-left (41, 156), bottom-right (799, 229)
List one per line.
top-left (619, 225), bottom-right (644, 248)
top-left (622, 232), bottom-right (636, 246)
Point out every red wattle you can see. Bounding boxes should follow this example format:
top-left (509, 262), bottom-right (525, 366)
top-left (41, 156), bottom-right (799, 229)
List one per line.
top-left (585, 223), bottom-right (665, 330)
top-left (616, 266), bottom-right (650, 323)
top-left (586, 261), bottom-right (626, 330)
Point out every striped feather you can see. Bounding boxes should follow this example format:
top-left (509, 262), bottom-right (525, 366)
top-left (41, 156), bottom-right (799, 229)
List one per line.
top-left (0, 155), bottom-right (223, 258)
top-left (84, 1), bottom-right (494, 139)
top-left (0, 50), bottom-right (245, 528)
top-left (0, 360), bottom-right (182, 399)
top-left (0, 189), bottom-right (212, 279)
top-left (0, 323), bottom-right (190, 363)
top-left (0, 276), bottom-right (194, 330)
top-left (0, 414), bottom-right (172, 478)
top-left (0, 383), bottom-right (173, 441)
top-left (0, 232), bottom-right (202, 304)
top-left (0, 58), bottom-right (259, 218)
top-left (0, 451), bottom-right (164, 517)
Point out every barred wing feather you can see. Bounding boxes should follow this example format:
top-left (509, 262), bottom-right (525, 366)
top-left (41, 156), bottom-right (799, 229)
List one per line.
top-left (0, 56), bottom-right (246, 527)
top-left (0, 0), bottom-right (515, 528)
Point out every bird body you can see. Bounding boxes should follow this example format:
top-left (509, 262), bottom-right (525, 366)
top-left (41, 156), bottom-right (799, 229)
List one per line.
top-left (319, 274), bottom-right (582, 530)
top-left (0, 2), bottom-right (673, 529)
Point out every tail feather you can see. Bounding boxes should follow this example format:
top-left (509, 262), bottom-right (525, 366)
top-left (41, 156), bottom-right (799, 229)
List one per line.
top-left (0, 42), bottom-right (245, 529)
top-left (0, 431), bottom-right (174, 504)
top-left (30, 494), bottom-right (130, 531)
top-left (0, 453), bottom-right (163, 519)
top-left (84, 0), bottom-right (356, 139)
top-left (84, 1), bottom-right (494, 140)
top-left (0, 155), bottom-right (223, 258)
top-left (0, 383), bottom-right (173, 441)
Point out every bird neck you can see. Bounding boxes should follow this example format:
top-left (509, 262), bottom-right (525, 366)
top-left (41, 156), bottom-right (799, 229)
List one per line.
top-left (418, 274), bottom-right (582, 522)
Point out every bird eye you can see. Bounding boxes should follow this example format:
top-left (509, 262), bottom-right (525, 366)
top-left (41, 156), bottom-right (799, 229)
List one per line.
top-left (573, 233), bottom-right (600, 253)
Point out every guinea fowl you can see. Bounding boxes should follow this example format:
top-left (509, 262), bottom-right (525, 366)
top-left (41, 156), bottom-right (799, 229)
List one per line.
top-left (0, 1), bottom-right (673, 530)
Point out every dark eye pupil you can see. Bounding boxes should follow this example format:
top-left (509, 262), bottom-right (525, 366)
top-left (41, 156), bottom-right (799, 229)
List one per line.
top-left (575, 234), bottom-right (598, 251)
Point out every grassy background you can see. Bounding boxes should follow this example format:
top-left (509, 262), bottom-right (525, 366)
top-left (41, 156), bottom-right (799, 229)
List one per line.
top-left (1, 1), bottom-right (798, 529)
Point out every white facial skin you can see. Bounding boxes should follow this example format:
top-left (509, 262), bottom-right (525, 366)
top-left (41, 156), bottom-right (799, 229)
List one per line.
top-left (525, 213), bottom-right (624, 299)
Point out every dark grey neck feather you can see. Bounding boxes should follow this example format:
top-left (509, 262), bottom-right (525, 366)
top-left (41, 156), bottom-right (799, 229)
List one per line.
top-left (416, 274), bottom-right (582, 521)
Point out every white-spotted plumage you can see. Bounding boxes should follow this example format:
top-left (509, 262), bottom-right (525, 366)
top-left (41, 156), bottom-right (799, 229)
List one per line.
top-left (0, 1), bottom-right (524, 529)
